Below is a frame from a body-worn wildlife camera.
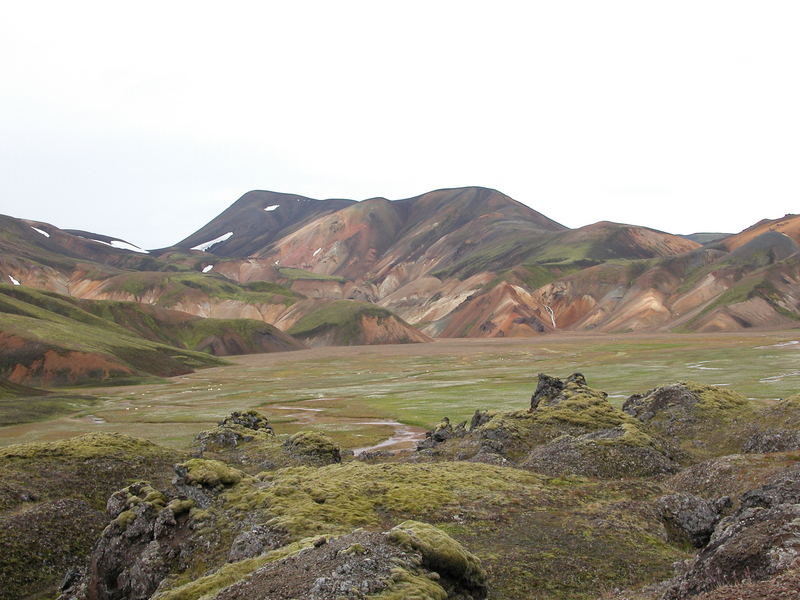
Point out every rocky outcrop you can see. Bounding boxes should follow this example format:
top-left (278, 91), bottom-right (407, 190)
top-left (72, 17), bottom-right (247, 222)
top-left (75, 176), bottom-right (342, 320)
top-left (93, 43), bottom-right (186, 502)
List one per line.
top-left (530, 372), bottom-right (587, 409)
top-left (522, 427), bottom-right (679, 478)
top-left (743, 429), bottom-right (800, 453)
top-left (623, 382), bottom-right (755, 460)
top-left (656, 493), bottom-right (729, 548)
top-left (193, 410), bottom-right (274, 457)
top-left (416, 416), bottom-right (467, 450)
top-left (60, 482), bottom-right (197, 600)
top-left (203, 521), bottom-right (487, 600)
top-left (662, 502), bottom-right (800, 599)
top-left (417, 373), bottom-right (679, 478)
top-left (193, 411), bottom-right (341, 471)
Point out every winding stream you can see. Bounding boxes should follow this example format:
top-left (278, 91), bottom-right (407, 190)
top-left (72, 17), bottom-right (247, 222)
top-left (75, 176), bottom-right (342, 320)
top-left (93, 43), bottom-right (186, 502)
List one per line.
top-left (269, 405), bottom-right (426, 455)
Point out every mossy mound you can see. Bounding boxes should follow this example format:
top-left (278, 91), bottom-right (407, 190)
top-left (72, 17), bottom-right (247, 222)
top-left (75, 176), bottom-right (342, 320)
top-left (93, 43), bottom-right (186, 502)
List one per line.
top-left (387, 520), bottom-right (487, 595)
top-left (177, 458), bottom-right (245, 488)
top-left (0, 432), bottom-right (180, 511)
top-left (522, 427), bottom-right (679, 478)
top-left (623, 382), bottom-right (761, 460)
top-left (282, 430), bottom-right (342, 465)
top-left (421, 374), bottom-right (674, 476)
top-left (0, 498), bottom-right (106, 600)
top-left (193, 413), bottom-right (341, 472)
top-left (152, 536), bottom-right (327, 600)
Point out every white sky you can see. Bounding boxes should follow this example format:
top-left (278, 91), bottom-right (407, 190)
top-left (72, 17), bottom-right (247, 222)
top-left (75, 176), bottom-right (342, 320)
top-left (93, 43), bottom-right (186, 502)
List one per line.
top-left (1, 1), bottom-right (798, 249)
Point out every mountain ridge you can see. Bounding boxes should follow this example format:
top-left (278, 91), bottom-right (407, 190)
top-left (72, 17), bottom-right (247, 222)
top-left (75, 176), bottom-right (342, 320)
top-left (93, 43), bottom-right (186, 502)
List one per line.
top-left (0, 186), bottom-right (797, 373)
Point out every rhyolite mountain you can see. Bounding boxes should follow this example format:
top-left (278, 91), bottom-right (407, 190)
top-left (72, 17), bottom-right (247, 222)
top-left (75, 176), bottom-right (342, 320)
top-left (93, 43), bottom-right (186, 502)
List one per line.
top-left (1, 187), bottom-right (798, 359)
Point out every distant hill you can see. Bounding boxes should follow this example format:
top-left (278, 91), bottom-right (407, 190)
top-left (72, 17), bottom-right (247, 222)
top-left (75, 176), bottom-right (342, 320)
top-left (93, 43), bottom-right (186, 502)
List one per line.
top-left (0, 187), bottom-right (797, 359)
top-left (0, 285), bottom-right (304, 386)
top-left (682, 232), bottom-right (731, 244)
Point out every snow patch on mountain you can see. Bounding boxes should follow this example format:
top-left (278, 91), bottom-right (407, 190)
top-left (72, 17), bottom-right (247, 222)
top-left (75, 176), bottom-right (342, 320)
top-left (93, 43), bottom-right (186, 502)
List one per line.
top-left (191, 232), bottom-right (233, 252)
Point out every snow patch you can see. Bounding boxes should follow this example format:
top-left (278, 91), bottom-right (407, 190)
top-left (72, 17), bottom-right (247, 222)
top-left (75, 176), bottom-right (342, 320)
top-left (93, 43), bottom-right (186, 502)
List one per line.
top-left (79, 235), bottom-right (149, 253)
top-left (264, 204), bottom-right (280, 211)
top-left (31, 227), bottom-right (50, 238)
top-left (191, 232), bottom-right (233, 252)
top-left (105, 240), bottom-right (149, 253)
top-left (8, 275), bottom-right (20, 286)
top-left (313, 247), bottom-right (322, 257)
top-left (202, 265), bottom-right (214, 273)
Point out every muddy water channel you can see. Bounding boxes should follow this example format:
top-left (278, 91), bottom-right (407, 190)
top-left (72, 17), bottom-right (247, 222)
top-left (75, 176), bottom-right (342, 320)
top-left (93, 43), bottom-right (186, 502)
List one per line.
top-left (269, 402), bottom-right (427, 455)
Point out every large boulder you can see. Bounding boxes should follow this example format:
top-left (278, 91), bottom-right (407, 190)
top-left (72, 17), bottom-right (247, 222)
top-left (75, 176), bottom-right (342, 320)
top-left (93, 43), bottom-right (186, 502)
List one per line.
top-left (623, 382), bottom-right (754, 460)
top-left (662, 502), bottom-right (800, 599)
top-left (656, 493), bottom-right (728, 548)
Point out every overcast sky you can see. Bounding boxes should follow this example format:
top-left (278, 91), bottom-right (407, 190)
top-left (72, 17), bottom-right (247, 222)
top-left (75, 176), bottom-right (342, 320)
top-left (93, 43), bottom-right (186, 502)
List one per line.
top-left (1, 1), bottom-right (798, 249)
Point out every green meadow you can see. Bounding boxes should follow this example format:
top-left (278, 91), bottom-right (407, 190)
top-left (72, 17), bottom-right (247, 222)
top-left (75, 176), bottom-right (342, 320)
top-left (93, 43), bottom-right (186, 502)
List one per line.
top-left (1, 331), bottom-right (798, 451)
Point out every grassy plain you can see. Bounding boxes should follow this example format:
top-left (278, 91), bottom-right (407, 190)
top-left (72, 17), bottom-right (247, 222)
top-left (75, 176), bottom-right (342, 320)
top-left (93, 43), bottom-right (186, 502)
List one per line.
top-left (1, 331), bottom-right (798, 451)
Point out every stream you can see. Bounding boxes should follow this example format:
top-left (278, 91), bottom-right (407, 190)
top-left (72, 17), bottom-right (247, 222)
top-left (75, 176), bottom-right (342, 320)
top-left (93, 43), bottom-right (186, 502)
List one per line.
top-left (269, 405), bottom-right (426, 455)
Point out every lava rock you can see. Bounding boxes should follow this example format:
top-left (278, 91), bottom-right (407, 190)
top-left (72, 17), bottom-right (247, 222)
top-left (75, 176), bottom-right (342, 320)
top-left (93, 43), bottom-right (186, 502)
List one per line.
top-left (657, 493), bottom-right (725, 548)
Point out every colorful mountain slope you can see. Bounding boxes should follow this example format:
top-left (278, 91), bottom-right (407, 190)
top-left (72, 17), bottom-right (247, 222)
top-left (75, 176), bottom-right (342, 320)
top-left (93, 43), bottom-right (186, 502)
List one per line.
top-left (1, 189), bottom-right (798, 342)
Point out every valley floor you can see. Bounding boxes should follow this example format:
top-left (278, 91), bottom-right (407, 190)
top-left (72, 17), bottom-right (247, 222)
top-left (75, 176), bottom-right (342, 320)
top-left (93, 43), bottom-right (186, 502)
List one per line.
top-left (1, 330), bottom-right (798, 451)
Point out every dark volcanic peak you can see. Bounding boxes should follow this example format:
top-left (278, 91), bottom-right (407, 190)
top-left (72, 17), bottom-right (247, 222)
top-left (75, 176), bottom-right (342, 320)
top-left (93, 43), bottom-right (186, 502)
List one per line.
top-left (62, 229), bottom-right (150, 254)
top-left (175, 190), bottom-right (357, 257)
top-left (175, 186), bottom-right (566, 260)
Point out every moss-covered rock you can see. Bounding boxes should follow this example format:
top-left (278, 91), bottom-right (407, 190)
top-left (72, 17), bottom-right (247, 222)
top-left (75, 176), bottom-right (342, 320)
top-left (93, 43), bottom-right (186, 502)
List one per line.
top-left (177, 458), bottom-right (245, 488)
top-left (192, 413), bottom-right (341, 472)
top-left (419, 374), bottom-right (676, 476)
top-left (282, 430), bottom-right (341, 465)
top-left (623, 382), bottom-right (761, 460)
top-left (387, 520), bottom-right (487, 596)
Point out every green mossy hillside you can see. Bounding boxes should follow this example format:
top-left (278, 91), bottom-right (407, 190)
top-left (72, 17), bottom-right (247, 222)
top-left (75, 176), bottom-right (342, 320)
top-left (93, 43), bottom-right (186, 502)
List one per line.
top-left (0, 432), bottom-right (180, 511)
top-left (287, 300), bottom-right (398, 344)
top-left (0, 285), bottom-right (303, 387)
top-left (104, 271), bottom-right (304, 308)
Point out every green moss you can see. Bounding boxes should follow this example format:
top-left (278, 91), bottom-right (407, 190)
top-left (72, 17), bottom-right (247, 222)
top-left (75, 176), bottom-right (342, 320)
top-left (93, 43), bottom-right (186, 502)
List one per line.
top-left (387, 520), bottom-right (486, 589)
top-left (342, 542), bottom-right (368, 555)
top-left (480, 384), bottom-right (655, 449)
top-left (0, 431), bottom-right (167, 461)
top-left (283, 430), bottom-right (341, 463)
top-left (219, 462), bottom-right (545, 539)
top-left (168, 498), bottom-right (195, 516)
top-left (685, 382), bottom-right (749, 412)
top-left (180, 458), bottom-right (245, 488)
top-left (369, 567), bottom-right (448, 600)
top-left (153, 536), bottom-right (326, 600)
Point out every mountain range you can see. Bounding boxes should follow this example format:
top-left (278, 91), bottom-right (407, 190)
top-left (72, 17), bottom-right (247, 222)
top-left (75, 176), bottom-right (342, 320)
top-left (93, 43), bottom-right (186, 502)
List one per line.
top-left (1, 186), bottom-right (798, 385)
